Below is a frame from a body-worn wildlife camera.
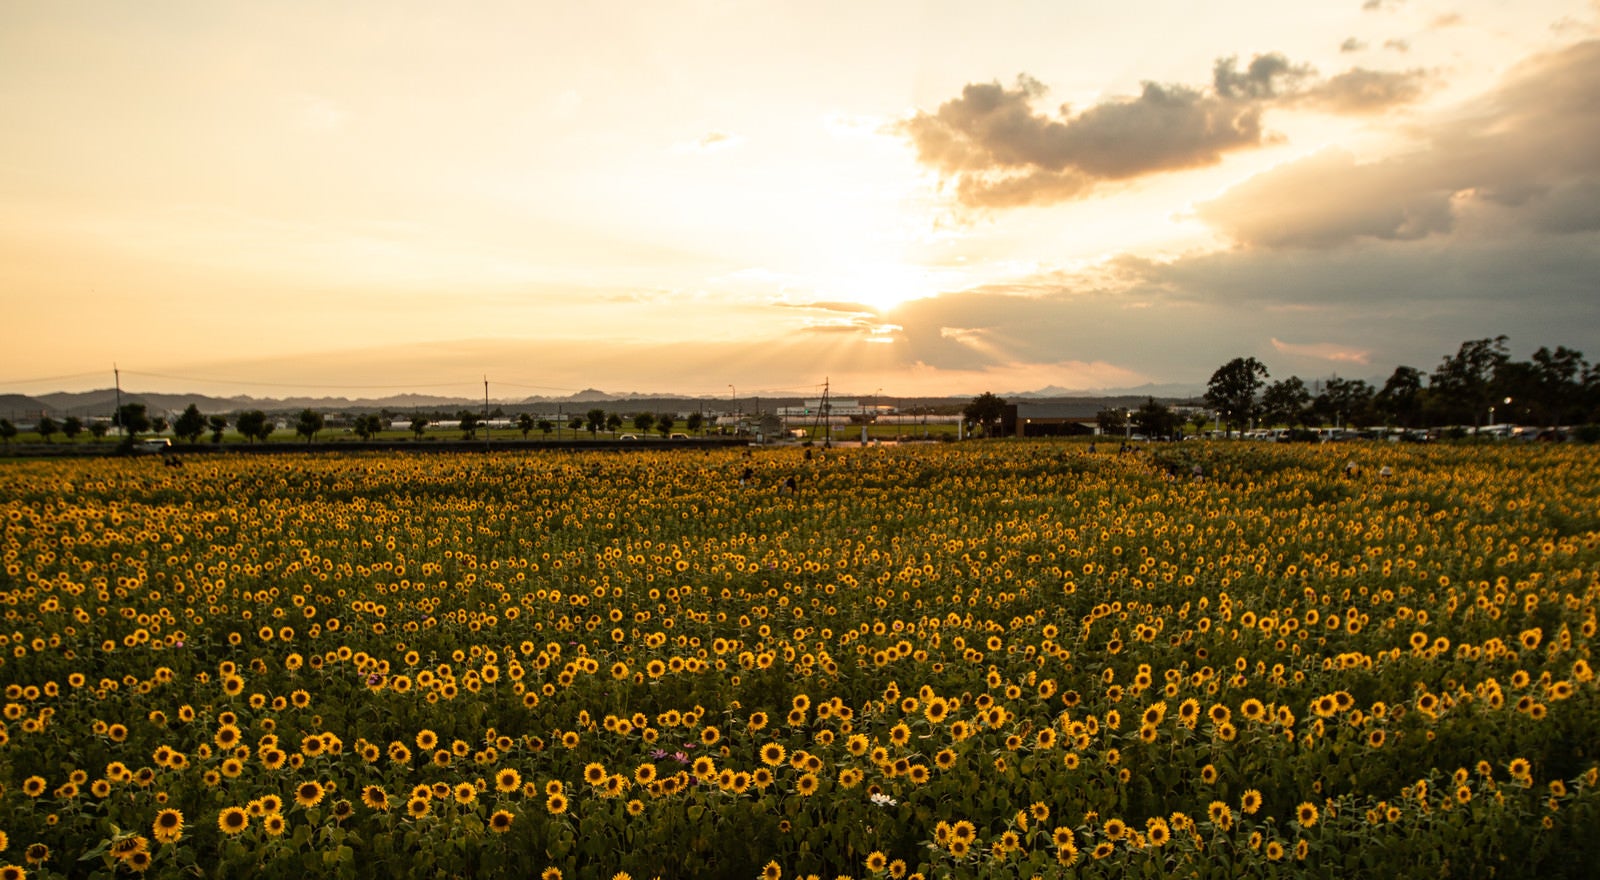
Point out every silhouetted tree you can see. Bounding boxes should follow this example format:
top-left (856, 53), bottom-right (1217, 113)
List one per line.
top-left (1205, 358), bottom-right (1268, 435)
top-left (1131, 397), bottom-right (1182, 439)
top-left (962, 392), bottom-right (1007, 438)
top-left (537, 419), bottom-right (554, 439)
top-left (410, 416), bottom-right (429, 440)
top-left (62, 416), bottom-right (83, 442)
top-left (517, 413), bottom-right (535, 439)
top-left (606, 413), bottom-right (623, 434)
top-left (1313, 377), bottom-right (1375, 429)
top-left (686, 412), bottom-right (704, 435)
top-left (295, 409), bottom-right (325, 443)
top-left (567, 415), bottom-right (583, 435)
top-left (88, 421), bottom-right (109, 442)
top-left (1261, 377), bottom-right (1313, 429)
top-left (1096, 408), bottom-right (1128, 436)
top-left (656, 413), bottom-right (676, 437)
top-left (456, 410), bottom-right (480, 440)
top-left (115, 403), bottom-right (151, 444)
top-left (207, 415), bottom-right (228, 444)
top-left (0, 419), bottom-right (16, 446)
top-left (236, 410), bottom-right (271, 443)
top-left (174, 404), bottom-right (207, 444)
top-left (1430, 335), bottom-right (1509, 428)
top-left (585, 408), bottom-right (606, 437)
top-left (36, 415), bottom-right (59, 443)
top-left (1375, 366), bottom-right (1424, 428)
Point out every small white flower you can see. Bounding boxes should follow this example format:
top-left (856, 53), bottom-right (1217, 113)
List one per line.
top-left (870, 792), bottom-right (898, 807)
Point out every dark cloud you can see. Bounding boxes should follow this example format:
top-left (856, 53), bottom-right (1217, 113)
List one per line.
top-left (905, 53), bottom-right (1433, 208)
top-left (1300, 68), bottom-right (1431, 113)
top-left (1341, 37), bottom-right (1368, 52)
top-left (1199, 40), bottom-right (1600, 248)
top-left (1362, 0), bottom-right (1404, 11)
top-left (1213, 54), bottom-right (1314, 99)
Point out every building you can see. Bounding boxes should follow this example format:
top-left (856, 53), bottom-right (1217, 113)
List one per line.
top-left (775, 400), bottom-right (896, 418)
top-left (1001, 402), bottom-right (1100, 437)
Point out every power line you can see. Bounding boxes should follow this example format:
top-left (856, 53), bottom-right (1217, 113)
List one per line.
top-left (120, 370), bottom-right (471, 391)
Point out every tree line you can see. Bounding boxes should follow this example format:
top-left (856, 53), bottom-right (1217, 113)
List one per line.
top-left (0, 404), bottom-right (725, 447)
top-left (1204, 336), bottom-right (1598, 435)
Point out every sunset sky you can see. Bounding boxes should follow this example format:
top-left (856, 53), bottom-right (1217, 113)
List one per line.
top-left (3, 1), bottom-right (1597, 401)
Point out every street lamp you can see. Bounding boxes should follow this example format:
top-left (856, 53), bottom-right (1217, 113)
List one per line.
top-left (728, 384), bottom-right (736, 435)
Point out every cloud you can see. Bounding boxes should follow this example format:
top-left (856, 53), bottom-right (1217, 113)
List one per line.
top-left (904, 53), bottom-right (1434, 209)
top-left (1431, 13), bottom-right (1464, 28)
top-left (1198, 40), bottom-right (1600, 249)
top-left (1383, 39), bottom-right (1411, 52)
top-left (1341, 37), bottom-right (1368, 52)
top-left (674, 130), bottom-right (745, 153)
top-left (900, 70), bottom-right (1282, 208)
top-left (1362, 0), bottom-right (1404, 11)
top-left (1270, 338), bottom-right (1372, 364)
top-left (1299, 68), bottom-right (1431, 114)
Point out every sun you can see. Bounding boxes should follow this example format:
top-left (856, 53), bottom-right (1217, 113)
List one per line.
top-left (828, 261), bottom-right (939, 313)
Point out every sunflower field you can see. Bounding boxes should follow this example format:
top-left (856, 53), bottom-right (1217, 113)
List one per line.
top-left (2, 441), bottom-right (1598, 879)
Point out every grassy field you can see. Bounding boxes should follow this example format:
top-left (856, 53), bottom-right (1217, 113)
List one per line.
top-left (1, 442), bottom-right (1598, 878)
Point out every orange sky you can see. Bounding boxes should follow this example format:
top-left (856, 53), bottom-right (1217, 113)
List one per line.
top-left (3, 1), bottom-right (1597, 400)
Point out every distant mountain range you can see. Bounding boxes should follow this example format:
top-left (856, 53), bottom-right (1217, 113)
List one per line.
top-left (0, 383), bottom-right (1206, 420)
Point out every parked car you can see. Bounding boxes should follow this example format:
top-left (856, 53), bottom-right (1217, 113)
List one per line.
top-left (618, 434), bottom-right (638, 440)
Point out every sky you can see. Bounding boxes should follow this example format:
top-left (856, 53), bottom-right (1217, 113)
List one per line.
top-left (2, 0), bottom-right (1598, 401)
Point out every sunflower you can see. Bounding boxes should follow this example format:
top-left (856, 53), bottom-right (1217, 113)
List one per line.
top-left (496, 769), bottom-right (522, 793)
top-left (489, 810), bottom-right (514, 833)
top-left (263, 813), bottom-right (287, 836)
top-left (761, 743), bottom-right (787, 767)
top-left (865, 851), bottom-right (888, 872)
top-left (584, 762), bottom-right (608, 786)
top-left (217, 807), bottom-right (249, 835)
top-left (362, 785), bottom-right (390, 811)
top-left (295, 781), bottom-right (326, 809)
top-left (761, 860), bottom-right (782, 880)
top-left (1295, 802), bottom-right (1319, 828)
top-left (795, 773), bottom-right (819, 796)
top-left (152, 809), bottom-right (184, 844)
top-left (546, 793), bottom-right (569, 815)
top-left (1241, 789), bottom-right (1262, 815)
top-left (1207, 801), bottom-right (1233, 830)
top-left (406, 797), bottom-right (430, 818)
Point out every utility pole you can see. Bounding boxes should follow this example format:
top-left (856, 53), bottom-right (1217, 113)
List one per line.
top-left (113, 364), bottom-right (124, 437)
top-left (484, 376), bottom-right (490, 448)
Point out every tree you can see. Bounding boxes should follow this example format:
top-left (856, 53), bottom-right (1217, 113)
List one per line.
top-left (149, 416), bottom-right (169, 436)
top-left (36, 415), bottom-right (59, 443)
top-left (632, 412), bottom-right (654, 433)
top-left (1430, 335), bottom-right (1509, 428)
top-left (174, 404), bottom-right (207, 444)
top-left (1205, 357), bottom-right (1268, 435)
top-left (1260, 377), bottom-right (1312, 429)
top-left (1531, 345), bottom-right (1588, 426)
top-left (207, 415), bottom-right (229, 444)
top-left (656, 413), bottom-right (676, 437)
top-left (1131, 397), bottom-right (1183, 440)
top-left (606, 413), bottom-right (623, 434)
top-left (1375, 366), bottom-right (1424, 428)
top-left (537, 419), bottom-right (554, 439)
top-left (62, 416), bottom-right (83, 442)
top-left (410, 416), bottom-right (430, 440)
top-left (517, 413), bottom-right (535, 439)
top-left (295, 409), bottom-right (325, 443)
top-left (115, 403), bottom-right (151, 448)
top-left (1313, 377), bottom-right (1375, 429)
top-left (456, 410), bottom-right (480, 440)
top-left (88, 421), bottom-right (109, 442)
top-left (686, 412), bottom-right (704, 435)
top-left (0, 419), bottom-right (15, 446)
top-left (585, 408), bottom-right (606, 437)
top-left (236, 410), bottom-right (271, 443)
top-left (353, 414), bottom-right (385, 441)
top-left (567, 415), bottom-right (584, 435)
top-left (962, 392), bottom-right (1007, 438)
top-left (1096, 408), bottom-right (1128, 436)
top-left (1189, 411), bottom-right (1211, 437)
